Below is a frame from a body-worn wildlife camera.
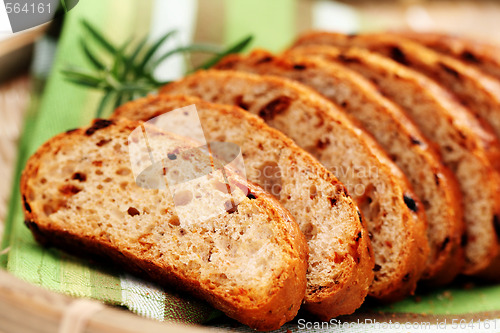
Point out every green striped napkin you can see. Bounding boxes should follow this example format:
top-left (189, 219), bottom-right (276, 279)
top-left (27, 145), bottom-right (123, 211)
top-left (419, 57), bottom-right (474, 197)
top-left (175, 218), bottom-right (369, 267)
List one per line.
top-left (0, 0), bottom-right (222, 324)
top-left (3, 0), bottom-right (500, 331)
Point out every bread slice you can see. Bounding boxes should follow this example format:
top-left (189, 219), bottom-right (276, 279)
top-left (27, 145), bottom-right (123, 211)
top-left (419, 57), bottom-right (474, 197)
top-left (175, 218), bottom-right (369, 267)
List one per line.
top-left (289, 43), bottom-right (500, 276)
top-left (160, 70), bottom-right (429, 302)
top-left (293, 32), bottom-right (500, 160)
top-left (21, 118), bottom-right (308, 331)
top-left (395, 31), bottom-right (500, 81)
top-left (215, 50), bottom-right (462, 284)
top-left (112, 94), bottom-right (374, 320)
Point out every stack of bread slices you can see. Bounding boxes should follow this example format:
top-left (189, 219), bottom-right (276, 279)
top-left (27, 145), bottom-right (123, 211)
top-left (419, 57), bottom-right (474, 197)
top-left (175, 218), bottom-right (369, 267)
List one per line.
top-left (21, 32), bottom-right (500, 331)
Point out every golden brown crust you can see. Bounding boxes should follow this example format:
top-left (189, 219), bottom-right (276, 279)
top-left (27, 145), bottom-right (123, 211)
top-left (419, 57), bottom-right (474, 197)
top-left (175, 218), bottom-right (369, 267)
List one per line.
top-left (291, 35), bottom-right (500, 276)
top-left (113, 94), bottom-right (375, 320)
top-left (21, 118), bottom-right (308, 331)
top-left (395, 31), bottom-right (500, 81)
top-left (217, 49), bottom-right (463, 285)
top-left (160, 70), bottom-right (429, 302)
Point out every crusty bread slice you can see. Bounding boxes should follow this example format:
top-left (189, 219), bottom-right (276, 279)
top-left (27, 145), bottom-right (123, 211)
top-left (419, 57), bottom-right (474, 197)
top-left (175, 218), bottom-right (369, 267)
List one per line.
top-left (215, 49), bottom-right (463, 284)
top-left (289, 43), bottom-right (500, 276)
top-left (293, 32), bottom-right (500, 160)
top-left (160, 70), bottom-right (430, 302)
top-left (112, 94), bottom-right (374, 320)
top-left (21, 118), bottom-right (308, 331)
top-left (395, 31), bottom-right (500, 81)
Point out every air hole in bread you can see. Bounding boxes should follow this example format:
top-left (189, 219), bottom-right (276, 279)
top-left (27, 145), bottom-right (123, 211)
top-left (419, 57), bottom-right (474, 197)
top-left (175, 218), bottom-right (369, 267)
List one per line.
top-left (439, 62), bottom-right (460, 78)
top-left (461, 234), bottom-right (468, 247)
top-left (246, 193), bottom-right (256, 200)
top-left (309, 185), bottom-right (317, 199)
top-left (302, 222), bottom-right (317, 241)
top-left (116, 168), bottom-right (130, 176)
top-left (316, 137), bottom-right (331, 150)
top-left (58, 184), bottom-right (82, 196)
top-left (234, 95), bottom-right (250, 110)
top-left (103, 177), bottom-right (113, 183)
top-left (224, 200), bottom-right (238, 214)
top-left (174, 190), bottom-right (193, 206)
top-left (461, 51), bottom-right (480, 63)
top-left (403, 194), bottom-right (418, 213)
top-left (389, 46), bottom-right (407, 65)
top-left (40, 178), bottom-right (47, 184)
top-left (127, 207), bottom-right (140, 216)
top-left (357, 184), bottom-right (380, 222)
top-left (72, 172), bottom-right (86, 182)
top-left (43, 200), bottom-right (65, 216)
top-left (169, 215), bottom-right (180, 226)
top-left (439, 237), bottom-right (450, 252)
top-left (293, 64), bottom-right (307, 70)
top-left (96, 138), bottom-right (112, 147)
top-left (333, 253), bottom-right (345, 264)
top-left (258, 96), bottom-right (292, 121)
top-left (258, 161), bottom-right (282, 198)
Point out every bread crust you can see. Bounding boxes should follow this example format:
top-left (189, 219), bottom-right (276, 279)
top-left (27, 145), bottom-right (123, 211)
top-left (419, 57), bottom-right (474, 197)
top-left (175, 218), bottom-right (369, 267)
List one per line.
top-left (395, 31), bottom-right (500, 82)
top-left (112, 94), bottom-right (375, 320)
top-left (160, 70), bottom-right (430, 303)
top-left (216, 49), bottom-right (463, 285)
top-left (291, 35), bottom-right (500, 277)
top-left (21, 118), bottom-right (308, 331)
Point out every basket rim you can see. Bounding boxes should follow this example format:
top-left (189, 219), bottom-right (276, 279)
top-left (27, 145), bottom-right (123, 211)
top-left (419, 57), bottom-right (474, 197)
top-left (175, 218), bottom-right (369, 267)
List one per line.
top-left (0, 269), bottom-right (223, 333)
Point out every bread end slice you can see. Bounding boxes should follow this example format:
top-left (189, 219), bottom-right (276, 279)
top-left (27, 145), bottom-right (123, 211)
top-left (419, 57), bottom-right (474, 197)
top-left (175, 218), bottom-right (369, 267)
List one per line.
top-left (21, 118), bottom-right (308, 331)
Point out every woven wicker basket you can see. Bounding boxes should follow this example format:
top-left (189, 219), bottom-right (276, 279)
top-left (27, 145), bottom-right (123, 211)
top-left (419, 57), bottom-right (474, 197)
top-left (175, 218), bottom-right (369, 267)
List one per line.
top-left (0, 270), bottom-right (222, 333)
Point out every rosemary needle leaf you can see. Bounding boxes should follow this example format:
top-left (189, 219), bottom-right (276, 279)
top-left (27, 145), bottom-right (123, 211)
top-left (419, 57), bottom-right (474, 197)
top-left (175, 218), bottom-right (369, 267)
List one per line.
top-left (81, 19), bottom-right (117, 54)
top-left (123, 36), bottom-right (149, 77)
top-left (138, 30), bottom-right (177, 72)
top-left (80, 39), bottom-right (106, 70)
top-left (150, 44), bottom-right (223, 70)
top-left (61, 68), bottom-right (103, 88)
top-left (111, 41), bottom-right (130, 79)
top-left (129, 37), bottom-right (149, 65)
top-left (194, 35), bottom-right (253, 71)
top-left (96, 91), bottom-right (115, 118)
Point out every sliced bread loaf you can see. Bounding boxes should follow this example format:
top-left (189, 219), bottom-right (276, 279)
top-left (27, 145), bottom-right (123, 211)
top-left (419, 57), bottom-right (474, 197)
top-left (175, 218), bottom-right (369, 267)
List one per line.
top-left (112, 94), bottom-right (374, 320)
top-left (21, 118), bottom-right (308, 331)
top-left (395, 32), bottom-right (500, 81)
top-left (160, 70), bottom-right (430, 302)
top-left (293, 32), bottom-right (500, 159)
top-left (289, 43), bottom-right (500, 276)
top-left (215, 50), bottom-right (463, 284)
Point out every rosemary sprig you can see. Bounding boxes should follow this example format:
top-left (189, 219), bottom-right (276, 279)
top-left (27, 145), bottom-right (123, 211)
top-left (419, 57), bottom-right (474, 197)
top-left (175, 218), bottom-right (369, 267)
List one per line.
top-left (62, 20), bottom-right (253, 118)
